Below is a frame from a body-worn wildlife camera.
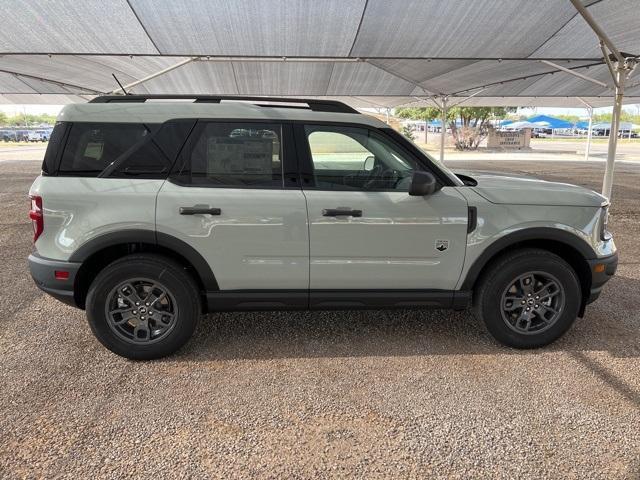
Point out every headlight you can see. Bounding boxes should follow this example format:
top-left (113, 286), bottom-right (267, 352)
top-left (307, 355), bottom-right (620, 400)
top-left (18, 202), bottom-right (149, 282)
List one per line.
top-left (600, 206), bottom-right (612, 241)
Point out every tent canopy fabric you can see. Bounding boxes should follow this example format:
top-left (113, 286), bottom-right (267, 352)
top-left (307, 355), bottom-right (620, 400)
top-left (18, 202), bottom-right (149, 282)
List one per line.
top-left (502, 121), bottom-right (541, 129)
top-left (0, 0), bottom-right (638, 107)
top-left (526, 115), bottom-right (574, 129)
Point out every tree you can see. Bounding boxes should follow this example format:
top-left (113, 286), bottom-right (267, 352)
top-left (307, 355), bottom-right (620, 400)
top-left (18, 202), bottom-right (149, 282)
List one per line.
top-left (396, 106), bottom-right (516, 150)
top-left (395, 107), bottom-right (440, 123)
top-left (400, 124), bottom-right (416, 141)
top-left (2, 112), bottom-right (57, 127)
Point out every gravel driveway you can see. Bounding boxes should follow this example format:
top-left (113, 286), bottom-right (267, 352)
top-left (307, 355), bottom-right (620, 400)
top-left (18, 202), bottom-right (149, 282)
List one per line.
top-left (1, 159), bottom-right (639, 479)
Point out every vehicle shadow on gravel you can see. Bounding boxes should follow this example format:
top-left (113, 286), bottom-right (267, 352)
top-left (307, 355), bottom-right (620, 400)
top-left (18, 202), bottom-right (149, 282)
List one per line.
top-left (179, 275), bottom-right (640, 363)
top-left (174, 275), bottom-right (640, 410)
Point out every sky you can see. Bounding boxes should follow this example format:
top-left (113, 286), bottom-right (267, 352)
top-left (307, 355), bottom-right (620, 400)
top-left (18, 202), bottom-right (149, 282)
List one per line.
top-left (2, 104), bottom-right (640, 120)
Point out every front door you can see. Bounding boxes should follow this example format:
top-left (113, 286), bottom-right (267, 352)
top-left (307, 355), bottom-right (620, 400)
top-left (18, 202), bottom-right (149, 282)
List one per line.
top-left (298, 124), bottom-right (468, 292)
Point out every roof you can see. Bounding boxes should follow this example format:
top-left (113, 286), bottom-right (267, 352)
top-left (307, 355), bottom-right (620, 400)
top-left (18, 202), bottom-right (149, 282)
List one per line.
top-left (56, 100), bottom-right (388, 127)
top-left (592, 121), bottom-right (640, 130)
top-left (526, 115), bottom-right (574, 129)
top-left (0, 0), bottom-right (638, 107)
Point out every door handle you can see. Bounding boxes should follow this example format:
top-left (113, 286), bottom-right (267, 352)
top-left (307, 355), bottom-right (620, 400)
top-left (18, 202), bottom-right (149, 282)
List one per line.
top-left (179, 206), bottom-right (222, 215)
top-left (322, 207), bottom-right (363, 217)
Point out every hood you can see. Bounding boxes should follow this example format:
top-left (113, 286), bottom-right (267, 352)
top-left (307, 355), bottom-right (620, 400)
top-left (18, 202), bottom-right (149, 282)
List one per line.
top-left (455, 170), bottom-right (607, 207)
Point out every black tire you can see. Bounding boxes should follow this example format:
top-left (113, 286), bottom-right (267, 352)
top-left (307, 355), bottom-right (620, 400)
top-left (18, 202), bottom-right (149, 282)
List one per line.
top-left (86, 254), bottom-right (201, 360)
top-left (473, 248), bottom-right (581, 349)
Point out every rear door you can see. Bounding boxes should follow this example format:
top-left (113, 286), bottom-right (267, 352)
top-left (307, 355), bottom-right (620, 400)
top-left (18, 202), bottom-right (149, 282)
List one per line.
top-left (156, 121), bottom-right (309, 293)
top-left (297, 124), bottom-right (468, 292)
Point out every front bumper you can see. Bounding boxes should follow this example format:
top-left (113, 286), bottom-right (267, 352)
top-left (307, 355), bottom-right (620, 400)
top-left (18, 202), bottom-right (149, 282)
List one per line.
top-left (28, 253), bottom-right (81, 308)
top-left (586, 252), bottom-right (618, 304)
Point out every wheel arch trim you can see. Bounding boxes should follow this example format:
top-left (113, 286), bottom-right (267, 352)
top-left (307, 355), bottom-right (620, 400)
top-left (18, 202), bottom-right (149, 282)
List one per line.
top-left (68, 229), bottom-right (219, 291)
top-left (460, 227), bottom-right (596, 291)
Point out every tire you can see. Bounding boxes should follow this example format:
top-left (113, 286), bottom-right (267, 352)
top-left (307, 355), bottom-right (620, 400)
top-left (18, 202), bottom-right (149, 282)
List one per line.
top-left (86, 254), bottom-right (201, 360)
top-left (473, 248), bottom-right (581, 349)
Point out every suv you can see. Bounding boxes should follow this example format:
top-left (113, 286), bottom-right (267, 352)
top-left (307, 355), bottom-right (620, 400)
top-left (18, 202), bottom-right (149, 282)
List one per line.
top-left (28, 95), bottom-right (617, 359)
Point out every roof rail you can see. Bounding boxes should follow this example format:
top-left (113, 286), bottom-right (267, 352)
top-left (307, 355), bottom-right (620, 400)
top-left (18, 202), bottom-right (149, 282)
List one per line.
top-left (88, 95), bottom-right (360, 114)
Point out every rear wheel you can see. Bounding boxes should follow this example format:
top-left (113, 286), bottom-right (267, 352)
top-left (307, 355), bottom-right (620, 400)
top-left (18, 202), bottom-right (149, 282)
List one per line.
top-left (473, 248), bottom-right (581, 348)
top-left (86, 254), bottom-right (201, 360)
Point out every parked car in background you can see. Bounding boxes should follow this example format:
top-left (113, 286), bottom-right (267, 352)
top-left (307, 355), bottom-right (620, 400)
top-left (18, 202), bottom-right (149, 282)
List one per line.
top-left (0, 129), bottom-right (18, 142)
top-left (14, 130), bottom-right (30, 141)
top-left (35, 130), bottom-right (51, 141)
top-left (27, 131), bottom-right (43, 142)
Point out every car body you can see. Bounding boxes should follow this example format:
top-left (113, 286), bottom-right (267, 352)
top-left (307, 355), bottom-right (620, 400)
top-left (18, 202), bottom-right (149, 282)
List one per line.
top-left (0, 129), bottom-right (18, 142)
top-left (26, 131), bottom-right (43, 142)
top-left (28, 96), bottom-right (617, 359)
top-left (35, 129), bottom-right (51, 141)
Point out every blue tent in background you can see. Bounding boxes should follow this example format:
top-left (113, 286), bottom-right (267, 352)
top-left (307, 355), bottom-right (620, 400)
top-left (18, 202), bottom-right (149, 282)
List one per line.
top-left (526, 115), bottom-right (574, 129)
top-left (576, 121), bottom-right (590, 129)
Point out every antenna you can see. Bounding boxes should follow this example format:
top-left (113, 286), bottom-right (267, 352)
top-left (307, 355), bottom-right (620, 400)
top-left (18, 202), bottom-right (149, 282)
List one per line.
top-left (112, 74), bottom-right (129, 95)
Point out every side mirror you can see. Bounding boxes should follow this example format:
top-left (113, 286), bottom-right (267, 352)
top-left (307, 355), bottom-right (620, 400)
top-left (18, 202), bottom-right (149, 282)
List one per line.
top-left (363, 155), bottom-right (375, 171)
top-left (409, 170), bottom-right (440, 196)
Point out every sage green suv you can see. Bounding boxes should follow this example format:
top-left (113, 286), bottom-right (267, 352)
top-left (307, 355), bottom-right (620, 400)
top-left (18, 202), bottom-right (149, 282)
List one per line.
top-left (28, 96), bottom-right (617, 359)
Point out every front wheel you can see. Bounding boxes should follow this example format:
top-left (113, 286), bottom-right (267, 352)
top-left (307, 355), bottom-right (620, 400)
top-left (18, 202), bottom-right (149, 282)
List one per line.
top-left (473, 248), bottom-right (581, 348)
top-left (86, 254), bottom-right (201, 360)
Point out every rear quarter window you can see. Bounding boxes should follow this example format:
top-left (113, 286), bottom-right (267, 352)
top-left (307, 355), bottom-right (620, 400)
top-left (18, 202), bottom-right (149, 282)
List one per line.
top-left (41, 122), bottom-right (69, 175)
top-left (58, 123), bottom-right (150, 177)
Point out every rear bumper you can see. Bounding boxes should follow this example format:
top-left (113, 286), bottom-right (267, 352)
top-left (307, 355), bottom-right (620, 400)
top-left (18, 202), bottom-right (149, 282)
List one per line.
top-left (586, 253), bottom-right (618, 304)
top-left (28, 253), bottom-right (81, 308)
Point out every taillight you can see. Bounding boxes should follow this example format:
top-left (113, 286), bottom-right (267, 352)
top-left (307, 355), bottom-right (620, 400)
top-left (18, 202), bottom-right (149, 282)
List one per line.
top-left (29, 195), bottom-right (43, 243)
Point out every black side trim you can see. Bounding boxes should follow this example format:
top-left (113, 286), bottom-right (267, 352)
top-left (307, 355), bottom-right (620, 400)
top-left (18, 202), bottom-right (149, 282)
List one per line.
top-left (460, 227), bottom-right (597, 290)
top-left (310, 290), bottom-right (457, 310)
top-left (467, 206), bottom-right (477, 233)
top-left (207, 289), bottom-right (471, 312)
top-left (68, 229), bottom-right (219, 291)
top-left (69, 229), bottom-right (156, 262)
top-left (207, 291), bottom-right (308, 311)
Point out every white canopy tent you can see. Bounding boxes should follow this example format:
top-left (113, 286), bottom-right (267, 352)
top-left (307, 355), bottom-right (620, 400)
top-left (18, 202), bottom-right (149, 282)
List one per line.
top-left (0, 0), bottom-right (638, 198)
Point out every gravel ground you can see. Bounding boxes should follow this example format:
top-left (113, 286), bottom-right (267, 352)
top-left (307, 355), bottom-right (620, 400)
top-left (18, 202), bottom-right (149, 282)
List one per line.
top-left (0, 159), bottom-right (639, 479)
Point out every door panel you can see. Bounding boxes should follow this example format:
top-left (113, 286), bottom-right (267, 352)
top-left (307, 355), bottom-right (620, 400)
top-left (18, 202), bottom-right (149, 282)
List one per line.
top-left (156, 183), bottom-right (308, 290)
top-left (156, 121), bottom-right (308, 291)
top-left (304, 188), bottom-right (468, 290)
top-left (298, 124), bottom-right (468, 291)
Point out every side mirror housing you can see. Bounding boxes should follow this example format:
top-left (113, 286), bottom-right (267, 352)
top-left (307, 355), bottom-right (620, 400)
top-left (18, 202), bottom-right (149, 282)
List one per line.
top-left (363, 155), bottom-right (375, 171)
top-left (409, 171), bottom-right (440, 196)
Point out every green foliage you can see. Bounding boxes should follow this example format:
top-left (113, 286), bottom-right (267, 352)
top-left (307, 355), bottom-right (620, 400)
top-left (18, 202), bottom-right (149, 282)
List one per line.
top-left (593, 111), bottom-right (640, 124)
top-left (400, 124), bottom-right (416, 141)
top-left (395, 107), bottom-right (440, 122)
top-left (397, 106), bottom-right (516, 150)
top-left (0, 112), bottom-right (57, 127)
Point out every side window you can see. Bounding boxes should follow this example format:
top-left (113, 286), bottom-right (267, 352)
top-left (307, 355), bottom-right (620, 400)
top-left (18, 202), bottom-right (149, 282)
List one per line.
top-left (109, 120), bottom-right (195, 178)
top-left (58, 123), bottom-right (150, 177)
top-left (176, 122), bottom-right (283, 187)
top-left (304, 126), bottom-right (419, 191)
top-left (41, 122), bottom-right (69, 175)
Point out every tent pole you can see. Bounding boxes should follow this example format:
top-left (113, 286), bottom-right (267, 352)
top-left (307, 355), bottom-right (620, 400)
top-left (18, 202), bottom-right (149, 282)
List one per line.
top-left (585, 105), bottom-right (593, 161)
top-left (602, 66), bottom-right (625, 199)
top-left (440, 97), bottom-right (448, 163)
top-left (577, 98), bottom-right (594, 161)
top-left (109, 57), bottom-right (198, 94)
top-left (569, 0), bottom-right (639, 200)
